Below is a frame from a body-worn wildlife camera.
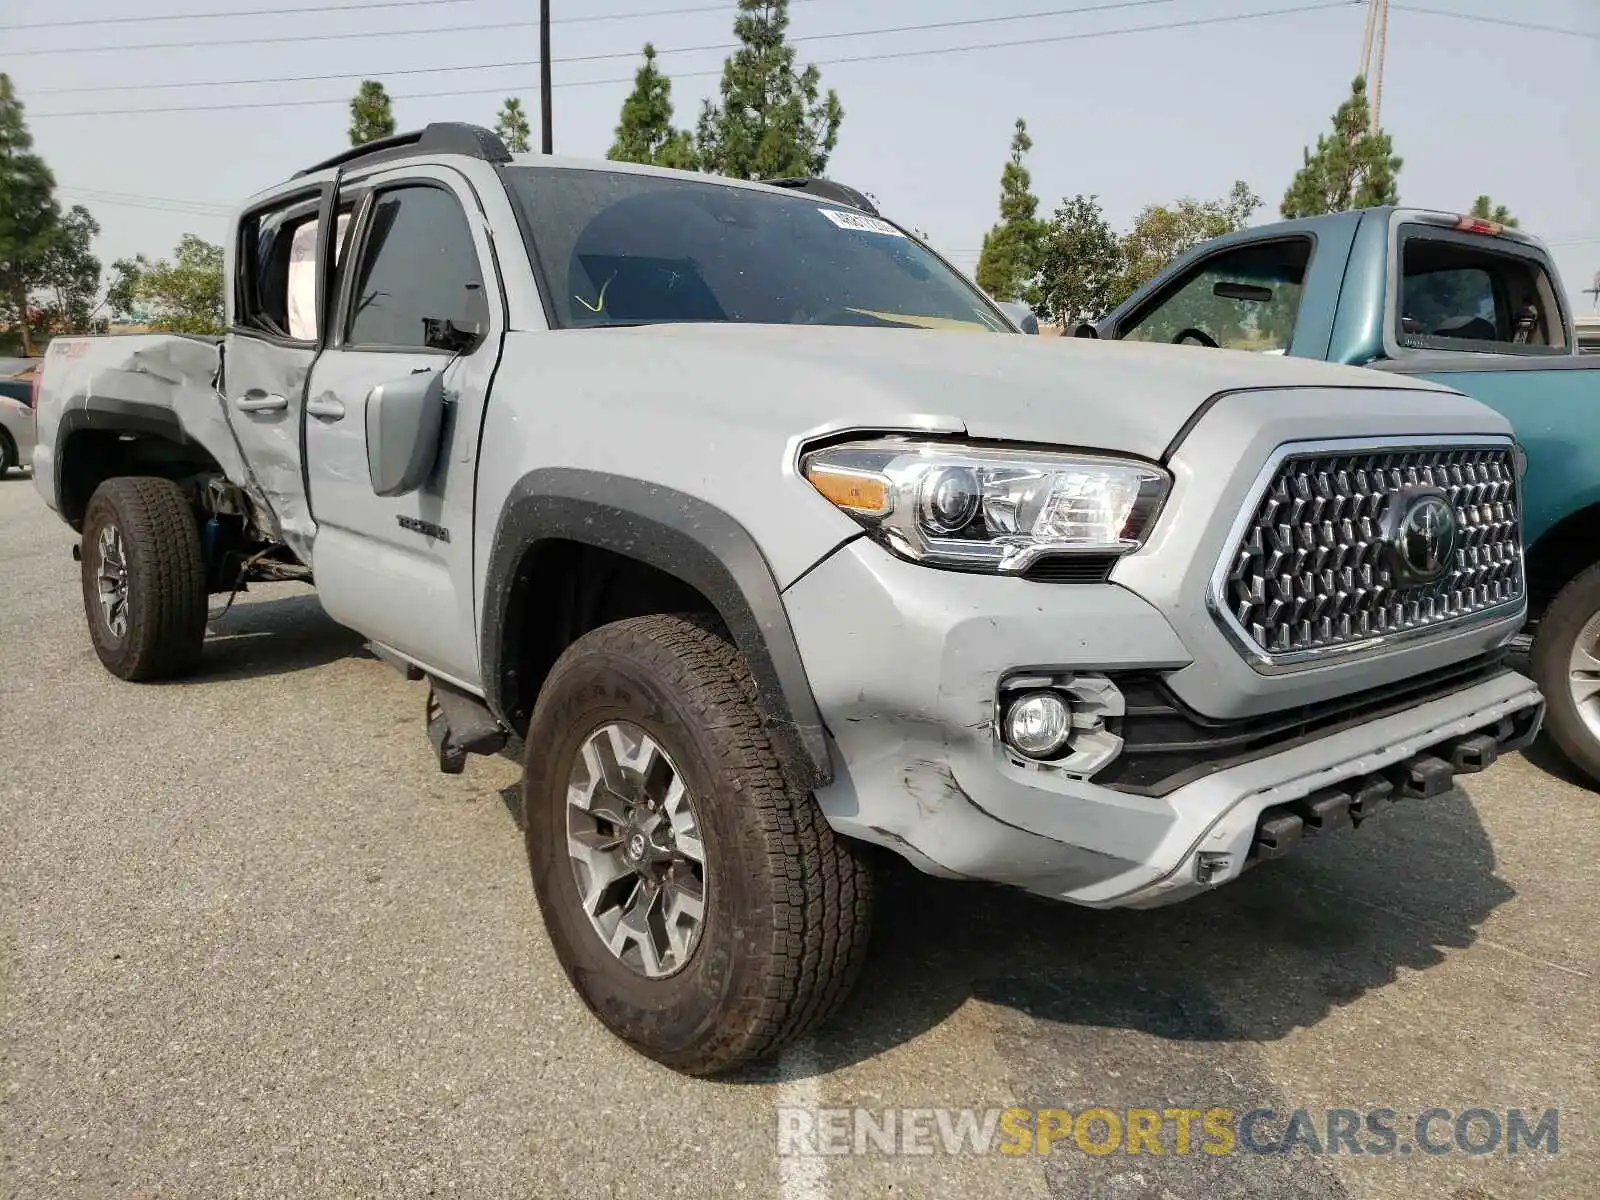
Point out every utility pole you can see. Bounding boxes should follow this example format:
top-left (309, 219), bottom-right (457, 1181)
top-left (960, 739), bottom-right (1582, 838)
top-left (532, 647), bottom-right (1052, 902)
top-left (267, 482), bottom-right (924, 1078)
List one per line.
top-left (1357, 0), bottom-right (1390, 134)
top-left (539, 0), bottom-right (553, 153)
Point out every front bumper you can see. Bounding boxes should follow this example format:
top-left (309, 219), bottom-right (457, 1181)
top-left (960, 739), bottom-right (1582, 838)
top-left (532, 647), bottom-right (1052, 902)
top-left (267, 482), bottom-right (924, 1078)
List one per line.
top-left (785, 539), bottom-right (1544, 908)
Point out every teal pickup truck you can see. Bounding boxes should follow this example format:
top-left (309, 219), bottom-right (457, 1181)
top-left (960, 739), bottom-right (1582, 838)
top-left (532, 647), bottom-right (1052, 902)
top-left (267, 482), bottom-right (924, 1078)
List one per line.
top-left (1088, 207), bottom-right (1600, 784)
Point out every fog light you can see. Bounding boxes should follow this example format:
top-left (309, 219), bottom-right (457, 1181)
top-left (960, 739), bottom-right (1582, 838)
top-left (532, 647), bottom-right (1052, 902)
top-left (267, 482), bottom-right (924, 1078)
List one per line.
top-left (1004, 691), bottom-right (1072, 758)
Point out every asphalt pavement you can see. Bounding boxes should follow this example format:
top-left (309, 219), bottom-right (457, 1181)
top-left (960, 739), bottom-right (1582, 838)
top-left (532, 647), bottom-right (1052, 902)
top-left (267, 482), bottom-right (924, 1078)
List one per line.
top-left (2, 471), bottom-right (1595, 1199)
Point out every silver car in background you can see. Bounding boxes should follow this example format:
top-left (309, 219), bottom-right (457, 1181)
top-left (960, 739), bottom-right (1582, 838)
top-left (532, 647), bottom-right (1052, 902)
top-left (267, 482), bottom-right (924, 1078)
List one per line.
top-left (0, 373), bottom-right (36, 477)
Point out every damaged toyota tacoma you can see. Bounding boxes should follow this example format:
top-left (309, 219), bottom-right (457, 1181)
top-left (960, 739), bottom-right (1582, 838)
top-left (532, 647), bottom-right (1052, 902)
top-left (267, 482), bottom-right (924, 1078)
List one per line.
top-left (32, 124), bottom-right (1543, 1075)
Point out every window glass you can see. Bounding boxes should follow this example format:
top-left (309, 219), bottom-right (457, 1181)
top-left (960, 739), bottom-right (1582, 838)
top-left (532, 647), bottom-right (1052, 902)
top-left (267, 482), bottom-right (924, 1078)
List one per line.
top-left (1398, 233), bottom-right (1566, 351)
top-left (286, 211), bottom-right (351, 340)
top-left (505, 167), bottom-right (1009, 332)
top-left (346, 186), bottom-right (489, 350)
top-left (237, 197), bottom-right (353, 341)
top-left (1121, 239), bottom-right (1312, 352)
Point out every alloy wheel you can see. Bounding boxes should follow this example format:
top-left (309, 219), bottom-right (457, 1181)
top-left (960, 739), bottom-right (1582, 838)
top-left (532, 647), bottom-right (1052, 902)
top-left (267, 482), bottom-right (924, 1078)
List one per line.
top-left (565, 721), bottom-right (707, 979)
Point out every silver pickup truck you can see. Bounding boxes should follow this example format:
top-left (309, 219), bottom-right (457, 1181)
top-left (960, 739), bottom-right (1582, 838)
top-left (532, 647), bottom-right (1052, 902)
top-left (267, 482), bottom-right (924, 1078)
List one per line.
top-left (32, 123), bottom-right (1543, 1075)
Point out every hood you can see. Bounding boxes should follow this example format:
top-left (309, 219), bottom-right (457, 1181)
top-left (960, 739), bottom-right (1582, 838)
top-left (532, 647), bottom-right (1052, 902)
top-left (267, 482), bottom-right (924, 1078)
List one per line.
top-left (543, 324), bottom-right (1455, 461)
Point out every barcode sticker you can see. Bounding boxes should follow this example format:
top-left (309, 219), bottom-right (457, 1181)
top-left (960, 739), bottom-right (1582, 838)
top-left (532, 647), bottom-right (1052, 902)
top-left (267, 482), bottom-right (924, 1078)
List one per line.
top-left (817, 206), bottom-right (904, 237)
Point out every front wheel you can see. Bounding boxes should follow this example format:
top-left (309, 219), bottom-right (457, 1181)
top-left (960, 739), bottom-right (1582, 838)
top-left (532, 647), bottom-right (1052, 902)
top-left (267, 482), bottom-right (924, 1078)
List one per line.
top-left (522, 613), bottom-right (873, 1076)
top-left (80, 476), bottom-right (208, 681)
top-left (1531, 563), bottom-right (1600, 785)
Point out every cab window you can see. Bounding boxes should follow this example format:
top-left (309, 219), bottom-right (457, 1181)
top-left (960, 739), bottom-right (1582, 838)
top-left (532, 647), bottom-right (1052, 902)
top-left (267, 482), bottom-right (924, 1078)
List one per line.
top-left (1397, 230), bottom-right (1567, 352)
top-left (1120, 238), bottom-right (1313, 353)
top-left (236, 195), bottom-right (353, 342)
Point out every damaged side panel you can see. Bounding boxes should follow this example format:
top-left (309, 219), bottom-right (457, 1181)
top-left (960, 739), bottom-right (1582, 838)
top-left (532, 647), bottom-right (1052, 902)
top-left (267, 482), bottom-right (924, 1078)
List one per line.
top-left (216, 336), bottom-right (317, 564)
top-left (33, 333), bottom-right (316, 566)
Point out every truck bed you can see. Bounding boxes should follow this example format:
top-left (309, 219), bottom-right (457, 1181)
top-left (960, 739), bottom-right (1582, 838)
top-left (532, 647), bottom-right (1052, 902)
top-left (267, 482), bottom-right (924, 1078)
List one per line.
top-left (32, 334), bottom-right (247, 520)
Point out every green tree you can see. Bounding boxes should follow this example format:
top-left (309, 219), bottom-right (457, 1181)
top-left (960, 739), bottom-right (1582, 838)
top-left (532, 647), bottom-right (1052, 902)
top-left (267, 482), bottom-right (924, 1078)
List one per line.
top-left (974, 119), bottom-right (1044, 302)
top-left (694, 0), bottom-right (843, 179)
top-left (608, 45), bottom-right (697, 169)
top-left (1028, 194), bottom-right (1121, 326)
top-left (1469, 195), bottom-right (1518, 227)
top-left (1281, 76), bottom-right (1400, 218)
top-left (0, 74), bottom-right (61, 355)
top-left (349, 80), bottom-right (396, 146)
top-left (1116, 181), bottom-right (1260, 304)
top-left (495, 97), bottom-right (532, 154)
top-left (35, 204), bottom-right (100, 334)
top-left (108, 234), bottom-right (225, 334)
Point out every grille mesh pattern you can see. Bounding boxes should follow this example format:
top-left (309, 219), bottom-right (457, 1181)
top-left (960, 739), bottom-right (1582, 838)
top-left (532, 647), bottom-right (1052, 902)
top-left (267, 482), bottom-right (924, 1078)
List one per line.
top-left (1222, 446), bottom-right (1522, 657)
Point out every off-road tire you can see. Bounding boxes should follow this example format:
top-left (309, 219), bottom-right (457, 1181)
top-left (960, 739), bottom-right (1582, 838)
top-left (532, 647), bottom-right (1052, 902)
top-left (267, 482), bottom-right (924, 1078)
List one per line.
top-left (522, 612), bottom-right (873, 1076)
top-left (1532, 564), bottom-right (1600, 786)
top-left (80, 476), bottom-right (207, 681)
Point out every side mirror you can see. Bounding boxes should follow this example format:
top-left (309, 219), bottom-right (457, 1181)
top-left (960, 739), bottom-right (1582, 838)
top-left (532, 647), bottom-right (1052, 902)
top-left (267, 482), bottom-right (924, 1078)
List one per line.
top-left (366, 370), bottom-right (445, 496)
top-left (1072, 323), bottom-right (1100, 339)
top-left (994, 299), bottom-right (1039, 334)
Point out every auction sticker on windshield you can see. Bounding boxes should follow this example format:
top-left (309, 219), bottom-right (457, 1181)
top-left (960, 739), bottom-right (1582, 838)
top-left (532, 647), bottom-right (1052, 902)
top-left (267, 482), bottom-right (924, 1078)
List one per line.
top-left (817, 207), bottom-right (905, 237)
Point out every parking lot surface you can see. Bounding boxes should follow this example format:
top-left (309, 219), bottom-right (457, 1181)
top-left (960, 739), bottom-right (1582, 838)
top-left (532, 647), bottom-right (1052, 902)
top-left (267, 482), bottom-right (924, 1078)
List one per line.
top-left (2, 472), bottom-right (1595, 1199)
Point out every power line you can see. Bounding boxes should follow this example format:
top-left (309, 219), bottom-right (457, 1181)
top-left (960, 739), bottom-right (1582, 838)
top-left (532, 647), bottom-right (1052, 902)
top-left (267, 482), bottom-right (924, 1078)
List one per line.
top-left (9, 0), bottom-right (836, 56)
top-left (2, 0), bottom-right (823, 34)
top-left (28, 1), bottom-right (1357, 119)
top-left (29, 0), bottom-right (1182, 96)
top-left (58, 185), bottom-right (232, 210)
top-left (1389, 4), bottom-right (1600, 39)
top-left (3, 0), bottom-right (477, 31)
top-left (57, 189), bottom-right (233, 218)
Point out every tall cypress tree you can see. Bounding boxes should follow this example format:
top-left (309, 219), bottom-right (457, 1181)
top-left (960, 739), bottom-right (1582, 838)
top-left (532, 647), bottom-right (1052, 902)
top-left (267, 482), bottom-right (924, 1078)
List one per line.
top-left (608, 45), bottom-right (697, 169)
top-left (1281, 76), bottom-right (1401, 218)
top-left (975, 119), bottom-right (1044, 302)
top-left (348, 80), bottom-right (397, 147)
top-left (695, 0), bottom-right (843, 179)
top-left (495, 98), bottom-right (532, 154)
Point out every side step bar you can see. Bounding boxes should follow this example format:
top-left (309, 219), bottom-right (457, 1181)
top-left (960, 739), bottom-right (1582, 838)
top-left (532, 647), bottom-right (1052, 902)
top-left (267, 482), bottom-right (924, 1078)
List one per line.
top-left (426, 679), bottom-right (509, 774)
top-left (368, 642), bottom-right (509, 773)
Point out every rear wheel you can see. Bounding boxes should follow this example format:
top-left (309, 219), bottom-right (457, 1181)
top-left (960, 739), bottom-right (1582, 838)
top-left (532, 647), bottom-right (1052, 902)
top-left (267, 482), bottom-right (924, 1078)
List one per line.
top-left (1531, 563), bottom-right (1600, 785)
top-left (0, 429), bottom-right (15, 477)
top-left (80, 477), bottom-right (208, 681)
top-left (522, 613), bottom-right (873, 1076)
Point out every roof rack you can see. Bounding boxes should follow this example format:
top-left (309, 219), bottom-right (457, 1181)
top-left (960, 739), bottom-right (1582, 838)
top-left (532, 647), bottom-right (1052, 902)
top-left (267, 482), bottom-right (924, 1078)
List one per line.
top-left (295, 122), bottom-right (512, 178)
top-left (762, 177), bottom-right (880, 217)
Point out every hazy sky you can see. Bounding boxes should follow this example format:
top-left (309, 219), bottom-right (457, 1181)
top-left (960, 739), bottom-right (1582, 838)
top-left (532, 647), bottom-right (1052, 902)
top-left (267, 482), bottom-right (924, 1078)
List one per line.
top-left (8, 0), bottom-right (1598, 309)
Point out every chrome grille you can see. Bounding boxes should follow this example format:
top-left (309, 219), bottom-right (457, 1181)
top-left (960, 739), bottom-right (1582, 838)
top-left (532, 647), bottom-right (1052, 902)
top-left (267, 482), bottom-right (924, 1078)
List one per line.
top-left (1219, 444), bottom-right (1523, 659)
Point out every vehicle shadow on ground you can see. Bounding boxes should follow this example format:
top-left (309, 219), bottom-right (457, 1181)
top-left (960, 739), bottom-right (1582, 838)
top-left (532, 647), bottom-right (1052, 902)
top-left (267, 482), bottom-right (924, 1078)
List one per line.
top-left (173, 589), bottom-right (368, 684)
top-left (1520, 734), bottom-right (1595, 791)
top-left (779, 787), bottom-right (1513, 1081)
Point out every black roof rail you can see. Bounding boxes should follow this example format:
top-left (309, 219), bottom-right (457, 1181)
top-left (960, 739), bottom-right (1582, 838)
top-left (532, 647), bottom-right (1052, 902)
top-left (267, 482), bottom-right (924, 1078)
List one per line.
top-left (294, 122), bottom-right (513, 178)
top-left (762, 177), bottom-right (880, 217)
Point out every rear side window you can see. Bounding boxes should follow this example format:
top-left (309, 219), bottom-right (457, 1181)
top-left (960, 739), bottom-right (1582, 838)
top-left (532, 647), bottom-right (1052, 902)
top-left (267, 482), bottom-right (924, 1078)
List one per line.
top-left (1397, 230), bottom-right (1567, 353)
top-left (1119, 238), bottom-right (1312, 353)
top-left (344, 185), bottom-right (488, 351)
top-left (236, 194), bottom-right (352, 342)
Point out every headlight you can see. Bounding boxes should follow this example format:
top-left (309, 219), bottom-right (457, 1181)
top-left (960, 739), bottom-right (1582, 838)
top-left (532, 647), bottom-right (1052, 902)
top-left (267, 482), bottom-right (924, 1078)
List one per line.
top-left (801, 438), bottom-right (1170, 573)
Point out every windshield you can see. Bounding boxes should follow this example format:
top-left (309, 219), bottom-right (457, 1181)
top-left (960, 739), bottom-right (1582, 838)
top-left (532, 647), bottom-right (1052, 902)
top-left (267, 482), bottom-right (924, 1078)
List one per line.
top-left (506, 167), bottom-right (1009, 333)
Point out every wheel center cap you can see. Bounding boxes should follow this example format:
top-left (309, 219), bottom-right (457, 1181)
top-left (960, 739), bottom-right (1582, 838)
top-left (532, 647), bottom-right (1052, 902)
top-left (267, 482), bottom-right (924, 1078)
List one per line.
top-left (626, 832), bottom-right (648, 862)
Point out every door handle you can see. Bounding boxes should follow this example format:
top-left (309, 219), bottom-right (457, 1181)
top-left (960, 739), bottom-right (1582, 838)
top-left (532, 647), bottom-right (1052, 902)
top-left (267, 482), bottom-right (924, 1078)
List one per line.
top-left (235, 389), bottom-right (288, 413)
top-left (306, 396), bottom-right (347, 421)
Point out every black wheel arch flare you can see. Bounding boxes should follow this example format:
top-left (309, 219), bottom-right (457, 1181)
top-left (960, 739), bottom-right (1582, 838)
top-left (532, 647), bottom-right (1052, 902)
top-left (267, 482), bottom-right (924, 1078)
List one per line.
top-left (481, 468), bottom-right (833, 792)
